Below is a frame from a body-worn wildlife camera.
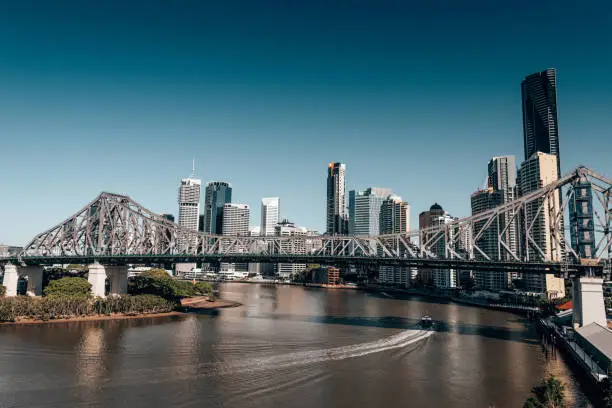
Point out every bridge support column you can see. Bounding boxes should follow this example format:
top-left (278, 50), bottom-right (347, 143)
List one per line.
top-left (108, 266), bottom-right (128, 296)
top-left (572, 276), bottom-right (607, 329)
top-left (88, 264), bottom-right (107, 298)
top-left (24, 266), bottom-right (43, 297)
top-left (2, 264), bottom-right (20, 297)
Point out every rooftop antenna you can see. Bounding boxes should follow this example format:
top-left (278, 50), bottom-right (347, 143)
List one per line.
top-left (191, 158), bottom-right (195, 178)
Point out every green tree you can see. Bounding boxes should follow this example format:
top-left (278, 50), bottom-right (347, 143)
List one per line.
top-left (128, 271), bottom-right (199, 300)
top-left (140, 268), bottom-right (171, 279)
top-left (523, 376), bottom-right (567, 408)
top-left (0, 285), bottom-right (5, 297)
top-left (44, 277), bottom-right (92, 299)
top-left (194, 282), bottom-right (214, 296)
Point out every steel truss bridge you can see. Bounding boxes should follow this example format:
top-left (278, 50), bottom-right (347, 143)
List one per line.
top-left (1, 166), bottom-right (611, 276)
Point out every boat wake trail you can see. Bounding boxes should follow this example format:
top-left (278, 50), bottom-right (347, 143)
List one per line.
top-left (216, 329), bottom-right (433, 376)
top-left (0, 330), bottom-right (433, 392)
top-left (124, 329), bottom-right (434, 384)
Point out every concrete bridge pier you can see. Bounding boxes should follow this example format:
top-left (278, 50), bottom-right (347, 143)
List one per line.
top-left (2, 264), bottom-right (20, 296)
top-left (107, 266), bottom-right (128, 296)
top-left (572, 276), bottom-right (607, 328)
top-left (88, 263), bottom-right (107, 298)
top-left (1, 265), bottom-right (43, 296)
top-left (24, 266), bottom-right (43, 296)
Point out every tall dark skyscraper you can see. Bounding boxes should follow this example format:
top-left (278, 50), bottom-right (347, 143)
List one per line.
top-left (326, 162), bottom-right (348, 235)
top-left (203, 181), bottom-right (232, 234)
top-left (521, 68), bottom-right (561, 178)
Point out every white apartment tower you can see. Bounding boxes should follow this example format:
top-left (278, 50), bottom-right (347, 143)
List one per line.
top-left (222, 203), bottom-right (250, 236)
top-left (261, 197), bottom-right (280, 236)
top-left (221, 203), bottom-right (250, 272)
top-left (348, 187), bottom-right (393, 236)
top-left (176, 176), bottom-right (201, 273)
top-left (519, 152), bottom-right (565, 298)
top-left (178, 178), bottom-right (201, 233)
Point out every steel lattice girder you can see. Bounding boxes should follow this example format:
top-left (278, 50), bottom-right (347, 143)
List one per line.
top-left (7, 166), bottom-right (611, 270)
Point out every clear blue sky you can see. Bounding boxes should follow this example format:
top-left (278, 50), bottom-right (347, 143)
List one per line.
top-left (1, 1), bottom-right (611, 245)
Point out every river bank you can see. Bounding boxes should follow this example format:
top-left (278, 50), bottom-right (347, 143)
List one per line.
top-left (0, 296), bottom-right (242, 326)
top-left (180, 296), bottom-right (242, 310)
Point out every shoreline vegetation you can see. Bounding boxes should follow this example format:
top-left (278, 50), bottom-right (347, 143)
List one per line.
top-left (0, 296), bottom-right (242, 326)
top-left (0, 268), bottom-right (242, 326)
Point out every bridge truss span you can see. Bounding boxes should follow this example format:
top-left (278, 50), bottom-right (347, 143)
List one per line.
top-left (4, 166), bottom-right (611, 274)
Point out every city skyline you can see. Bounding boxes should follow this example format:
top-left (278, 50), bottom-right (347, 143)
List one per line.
top-left (1, 1), bottom-right (612, 244)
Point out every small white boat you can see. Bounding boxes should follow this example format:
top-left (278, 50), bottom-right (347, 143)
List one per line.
top-left (420, 315), bottom-right (433, 328)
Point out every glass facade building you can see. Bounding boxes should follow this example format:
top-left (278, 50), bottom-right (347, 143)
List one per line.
top-left (521, 68), bottom-right (561, 178)
top-left (203, 181), bottom-right (232, 234)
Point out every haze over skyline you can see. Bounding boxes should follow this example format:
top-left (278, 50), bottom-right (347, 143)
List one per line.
top-left (1, 1), bottom-right (611, 244)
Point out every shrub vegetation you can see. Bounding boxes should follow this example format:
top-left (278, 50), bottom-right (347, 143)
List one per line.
top-left (0, 268), bottom-right (212, 322)
top-left (0, 295), bottom-right (175, 322)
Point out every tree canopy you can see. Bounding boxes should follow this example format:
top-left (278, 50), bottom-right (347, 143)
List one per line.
top-left (128, 271), bottom-right (213, 300)
top-left (140, 268), bottom-right (171, 279)
top-left (43, 277), bottom-right (92, 299)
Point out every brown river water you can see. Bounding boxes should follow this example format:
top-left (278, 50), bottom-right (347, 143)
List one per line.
top-left (0, 283), bottom-right (593, 407)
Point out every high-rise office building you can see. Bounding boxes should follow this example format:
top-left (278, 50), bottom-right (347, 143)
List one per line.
top-left (177, 177), bottom-right (201, 273)
top-left (468, 156), bottom-right (521, 291)
top-left (488, 156), bottom-right (519, 258)
top-left (378, 195), bottom-right (412, 287)
top-left (379, 195), bottom-right (410, 235)
top-left (261, 197), bottom-right (280, 236)
top-left (274, 220), bottom-right (308, 279)
top-left (348, 187), bottom-right (393, 236)
top-left (471, 187), bottom-right (507, 290)
top-left (203, 181), bottom-right (232, 234)
top-left (178, 178), bottom-right (201, 232)
top-left (418, 204), bottom-right (456, 288)
top-left (518, 152), bottom-right (565, 298)
top-left (419, 203), bottom-right (445, 231)
top-left (260, 197), bottom-right (280, 276)
top-left (569, 179), bottom-right (596, 259)
top-left (432, 213), bottom-right (458, 289)
top-left (522, 68), bottom-right (561, 178)
top-left (326, 162), bottom-right (348, 235)
top-left (222, 204), bottom-right (250, 236)
top-left (221, 203), bottom-right (250, 272)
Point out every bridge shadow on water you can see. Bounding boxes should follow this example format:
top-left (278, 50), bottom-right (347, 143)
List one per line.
top-left (241, 312), bottom-right (540, 346)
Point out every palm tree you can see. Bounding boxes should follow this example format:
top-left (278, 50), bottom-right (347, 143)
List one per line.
top-left (523, 376), bottom-right (567, 408)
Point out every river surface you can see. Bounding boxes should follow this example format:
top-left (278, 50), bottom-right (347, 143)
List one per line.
top-left (0, 283), bottom-right (593, 407)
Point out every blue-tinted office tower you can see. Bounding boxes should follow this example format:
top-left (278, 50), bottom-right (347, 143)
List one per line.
top-left (203, 181), bottom-right (232, 234)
